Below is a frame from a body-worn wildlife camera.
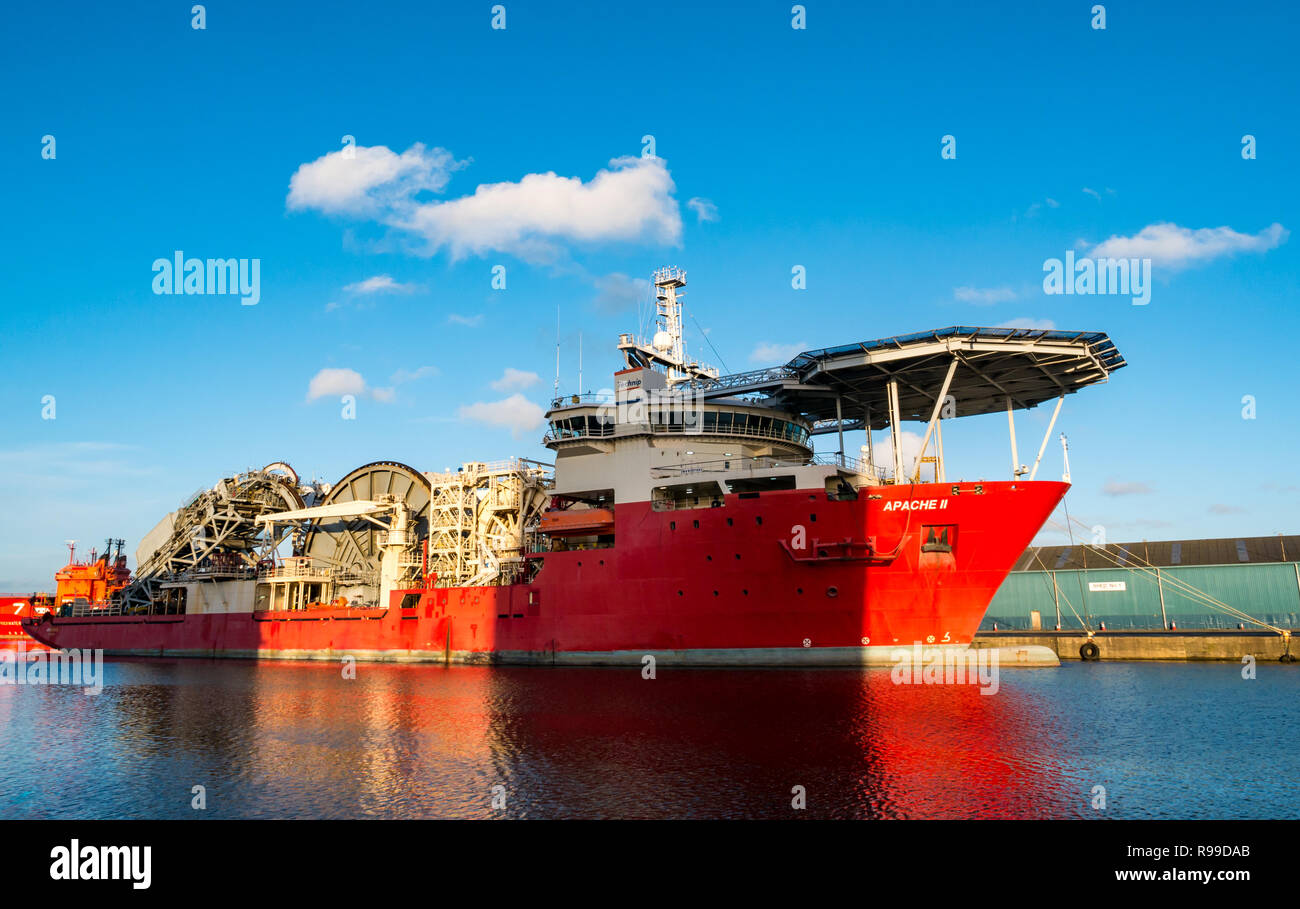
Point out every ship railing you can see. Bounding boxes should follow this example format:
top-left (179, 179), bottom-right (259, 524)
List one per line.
top-left (806, 451), bottom-right (893, 478)
top-left (476, 458), bottom-right (526, 473)
top-left (256, 564), bottom-right (338, 581)
top-left (461, 458), bottom-right (552, 475)
top-left (652, 456), bottom-right (797, 477)
top-left (425, 458), bottom-right (556, 483)
top-left (172, 567), bottom-right (257, 581)
top-left (652, 453), bottom-right (877, 478)
top-left (64, 602), bottom-right (128, 617)
top-left (692, 365), bottom-right (799, 391)
top-left (647, 421), bottom-right (812, 446)
top-left (262, 600), bottom-right (383, 614)
top-left (179, 487), bottom-right (210, 509)
top-left (542, 425), bottom-right (617, 443)
top-left (549, 393), bottom-right (616, 408)
top-left (544, 421), bottom-right (814, 447)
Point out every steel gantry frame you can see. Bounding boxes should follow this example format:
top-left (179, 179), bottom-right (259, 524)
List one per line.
top-left (424, 459), bottom-right (553, 587)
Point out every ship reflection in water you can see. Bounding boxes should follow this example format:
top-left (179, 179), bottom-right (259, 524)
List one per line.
top-left (1, 660), bottom-right (1295, 819)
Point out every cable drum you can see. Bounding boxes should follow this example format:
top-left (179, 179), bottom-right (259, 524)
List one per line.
top-left (301, 461), bottom-right (432, 593)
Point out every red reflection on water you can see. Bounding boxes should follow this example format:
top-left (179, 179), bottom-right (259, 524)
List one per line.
top-left (7, 659), bottom-right (1081, 818)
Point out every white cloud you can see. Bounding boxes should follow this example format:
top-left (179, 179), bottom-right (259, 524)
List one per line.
top-left (1001, 318), bottom-right (1056, 330)
top-left (954, 285), bottom-right (1017, 304)
top-left (459, 394), bottom-right (545, 438)
top-left (687, 197), bottom-right (719, 222)
top-left (398, 155), bottom-right (681, 261)
top-left (287, 143), bottom-right (464, 216)
top-left (289, 145), bottom-right (684, 263)
top-left (1082, 187), bottom-right (1101, 201)
top-left (750, 341), bottom-right (809, 364)
top-left (490, 367), bottom-right (541, 392)
top-left (1208, 503), bottom-right (1245, 515)
top-left (593, 272), bottom-right (652, 314)
top-left (871, 430), bottom-right (927, 479)
top-left (1088, 222), bottom-right (1288, 270)
top-left (1103, 479), bottom-right (1152, 496)
top-left (307, 368), bottom-right (367, 401)
top-left (306, 366), bottom-right (424, 403)
top-left (343, 274), bottom-right (421, 295)
top-left (448, 313), bottom-right (483, 326)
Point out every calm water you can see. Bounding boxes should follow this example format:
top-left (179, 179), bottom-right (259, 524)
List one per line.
top-left (0, 658), bottom-right (1296, 819)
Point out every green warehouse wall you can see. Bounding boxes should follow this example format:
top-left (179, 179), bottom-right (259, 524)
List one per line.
top-left (981, 562), bottom-right (1300, 631)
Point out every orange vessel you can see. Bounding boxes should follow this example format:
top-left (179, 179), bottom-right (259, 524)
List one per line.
top-left (50, 540), bottom-right (133, 613)
top-left (1, 541), bottom-right (132, 651)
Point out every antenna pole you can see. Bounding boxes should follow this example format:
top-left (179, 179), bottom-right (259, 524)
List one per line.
top-left (554, 305), bottom-right (560, 397)
top-left (616, 267), bottom-right (719, 385)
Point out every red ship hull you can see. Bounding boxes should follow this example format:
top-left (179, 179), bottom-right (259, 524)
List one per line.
top-left (22, 481), bottom-right (1065, 665)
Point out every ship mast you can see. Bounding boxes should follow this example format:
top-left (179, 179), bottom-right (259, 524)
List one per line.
top-left (617, 267), bottom-right (719, 386)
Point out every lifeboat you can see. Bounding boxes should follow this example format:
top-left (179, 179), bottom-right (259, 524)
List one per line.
top-left (539, 507), bottom-right (615, 536)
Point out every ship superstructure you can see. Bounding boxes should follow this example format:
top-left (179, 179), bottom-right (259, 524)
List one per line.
top-left (3, 541), bottom-right (132, 650)
top-left (24, 267), bottom-right (1124, 666)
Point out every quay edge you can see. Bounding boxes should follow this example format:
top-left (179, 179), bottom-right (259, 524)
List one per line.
top-left (973, 630), bottom-right (1297, 662)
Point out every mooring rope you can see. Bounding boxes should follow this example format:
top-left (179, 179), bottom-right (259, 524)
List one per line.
top-left (1034, 513), bottom-right (1288, 637)
top-left (1027, 543), bottom-right (1092, 633)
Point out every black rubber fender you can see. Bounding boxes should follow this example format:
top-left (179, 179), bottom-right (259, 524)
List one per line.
top-left (1079, 641), bottom-right (1101, 661)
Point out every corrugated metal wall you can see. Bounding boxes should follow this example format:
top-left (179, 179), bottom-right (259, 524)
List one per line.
top-left (982, 562), bottom-right (1300, 631)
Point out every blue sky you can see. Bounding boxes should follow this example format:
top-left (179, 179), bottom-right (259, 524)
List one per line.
top-left (1, 0), bottom-right (1297, 589)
